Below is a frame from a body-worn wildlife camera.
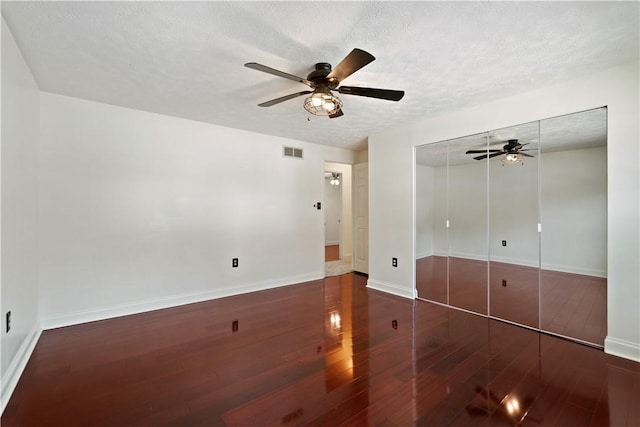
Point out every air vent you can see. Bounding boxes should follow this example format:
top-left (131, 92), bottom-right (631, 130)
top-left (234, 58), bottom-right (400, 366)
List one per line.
top-left (283, 146), bottom-right (303, 159)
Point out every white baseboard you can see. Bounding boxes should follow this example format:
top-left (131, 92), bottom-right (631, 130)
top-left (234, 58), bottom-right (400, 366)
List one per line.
top-left (1, 325), bottom-right (42, 415)
top-left (325, 241), bottom-right (339, 246)
top-left (367, 279), bottom-right (415, 299)
top-left (605, 336), bottom-right (640, 362)
top-left (488, 255), bottom-right (539, 268)
top-left (41, 272), bottom-right (324, 330)
top-left (416, 251), bottom-right (433, 259)
top-left (449, 251), bottom-right (487, 262)
top-left (540, 263), bottom-right (607, 278)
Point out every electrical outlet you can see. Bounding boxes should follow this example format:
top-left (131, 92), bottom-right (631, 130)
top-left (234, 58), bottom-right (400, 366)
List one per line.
top-left (6, 311), bottom-right (11, 333)
top-left (502, 279), bottom-right (507, 287)
top-left (232, 258), bottom-right (239, 268)
top-left (502, 240), bottom-right (507, 247)
top-left (392, 257), bottom-right (398, 267)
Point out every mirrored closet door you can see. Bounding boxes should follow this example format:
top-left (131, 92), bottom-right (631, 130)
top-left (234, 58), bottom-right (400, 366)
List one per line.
top-left (539, 108), bottom-right (608, 345)
top-left (448, 134), bottom-right (489, 315)
top-left (415, 107), bottom-right (607, 347)
top-left (488, 121), bottom-right (540, 329)
top-left (415, 140), bottom-right (449, 304)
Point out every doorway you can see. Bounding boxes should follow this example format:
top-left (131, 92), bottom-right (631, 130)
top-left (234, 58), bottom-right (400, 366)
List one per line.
top-left (324, 162), bottom-right (353, 277)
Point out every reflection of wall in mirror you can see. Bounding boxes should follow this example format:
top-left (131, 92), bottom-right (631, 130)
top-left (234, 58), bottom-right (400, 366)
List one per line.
top-left (416, 146), bottom-right (606, 277)
top-left (416, 165), bottom-right (434, 258)
top-left (540, 147), bottom-right (606, 277)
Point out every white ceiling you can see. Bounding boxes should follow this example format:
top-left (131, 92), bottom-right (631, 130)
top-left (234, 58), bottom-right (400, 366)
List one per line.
top-left (2, 1), bottom-right (638, 151)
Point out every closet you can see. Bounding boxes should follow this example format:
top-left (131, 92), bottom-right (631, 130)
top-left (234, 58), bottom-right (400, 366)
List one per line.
top-left (415, 107), bottom-right (607, 346)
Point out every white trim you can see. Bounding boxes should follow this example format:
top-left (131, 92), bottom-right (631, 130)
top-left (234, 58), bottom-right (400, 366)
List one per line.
top-left (449, 251), bottom-right (487, 262)
top-left (540, 263), bottom-right (607, 278)
top-left (1, 326), bottom-right (42, 415)
top-left (41, 272), bottom-right (324, 330)
top-left (325, 241), bottom-right (339, 246)
top-left (605, 336), bottom-right (640, 362)
top-left (415, 251), bottom-right (433, 259)
top-left (367, 279), bottom-right (415, 299)
top-left (488, 255), bottom-right (539, 268)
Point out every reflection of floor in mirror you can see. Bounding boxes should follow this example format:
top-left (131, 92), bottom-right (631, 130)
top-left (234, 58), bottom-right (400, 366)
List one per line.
top-left (416, 256), bottom-right (607, 346)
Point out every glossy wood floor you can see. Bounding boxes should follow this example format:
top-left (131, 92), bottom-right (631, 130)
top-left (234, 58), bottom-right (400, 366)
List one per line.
top-left (4, 273), bottom-right (639, 426)
top-left (325, 244), bottom-right (339, 261)
top-left (416, 256), bottom-right (607, 346)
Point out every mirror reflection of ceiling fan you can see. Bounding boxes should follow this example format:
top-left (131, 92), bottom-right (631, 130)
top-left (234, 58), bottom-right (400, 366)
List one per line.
top-left (465, 139), bottom-right (536, 164)
top-left (245, 48), bottom-right (404, 118)
top-left (325, 172), bottom-right (341, 186)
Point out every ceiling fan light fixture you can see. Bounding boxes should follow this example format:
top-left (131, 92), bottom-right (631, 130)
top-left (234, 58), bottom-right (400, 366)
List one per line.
top-left (502, 153), bottom-right (524, 166)
top-left (329, 172), bottom-right (340, 186)
top-left (304, 87), bottom-right (342, 116)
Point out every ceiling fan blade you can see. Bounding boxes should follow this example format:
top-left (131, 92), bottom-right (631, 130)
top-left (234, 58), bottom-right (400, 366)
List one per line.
top-left (519, 152), bottom-right (535, 158)
top-left (520, 148), bottom-right (536, 152)
top-left (338, 86), bottom-right (404, 101)
top-left (471, 151), bottom-right (504, 161)
top-left (329, 109), bottom-right (344, 119)
top-left (245, 62), bottom-right (312, 87)
top-left (258, 91), bottom-right (312, 107)
top-left (327, 48), bottom-right (376, 82)
top-left (466, 149), bottom-right (502, 154)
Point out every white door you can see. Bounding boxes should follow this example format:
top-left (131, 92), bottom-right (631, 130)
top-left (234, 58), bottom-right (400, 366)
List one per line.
top-left (353, 162), bottom-right (369, 274)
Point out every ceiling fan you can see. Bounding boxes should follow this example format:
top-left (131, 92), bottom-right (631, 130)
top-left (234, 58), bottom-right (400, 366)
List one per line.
top-left (465, 139), bottom-right (536, 164)
top-left (244, 48), bottom-right (404, 118)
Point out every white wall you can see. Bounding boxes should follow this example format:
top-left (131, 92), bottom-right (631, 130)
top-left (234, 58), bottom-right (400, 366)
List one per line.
top-left (370, 60), bottom-right (639, 361)
top-left (415, 164), bottom-right (434, 258)
top-left (1, 18), bottom-right (41, 411)
top-left (368, 126), bottom-right (416, 298)
top-left (355, 150), bottom-right (368, 164)
top-left (489, 155), bottom-right (539, 265)
top-left (541, 147), bottom-right (607, 276)
top-left (38, 93), bottom-right (354, 328)
top-left (450, 161), bottom-right (490, 261)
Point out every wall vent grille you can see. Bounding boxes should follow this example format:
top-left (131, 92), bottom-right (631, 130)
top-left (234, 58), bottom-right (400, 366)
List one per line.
top-left (283, 146), bottom-right (303, 159)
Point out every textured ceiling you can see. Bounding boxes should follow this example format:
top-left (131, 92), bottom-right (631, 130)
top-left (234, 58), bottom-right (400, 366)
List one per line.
top-left (2, 2), bottom-right (638, 151)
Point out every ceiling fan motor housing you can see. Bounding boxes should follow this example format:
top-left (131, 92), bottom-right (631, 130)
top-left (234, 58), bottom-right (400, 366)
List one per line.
top-left (505, 139), bottom-right (522, 152)
top-left (307, 63), bottom-right (339, 89)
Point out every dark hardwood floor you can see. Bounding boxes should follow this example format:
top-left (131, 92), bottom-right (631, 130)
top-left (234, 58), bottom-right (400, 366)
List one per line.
top-left (325, 244), bottom-right (340, 262)
top-left (3, 273), bottom-right (638, 426)
top-left (416, 256), bottom-right (607, 346)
